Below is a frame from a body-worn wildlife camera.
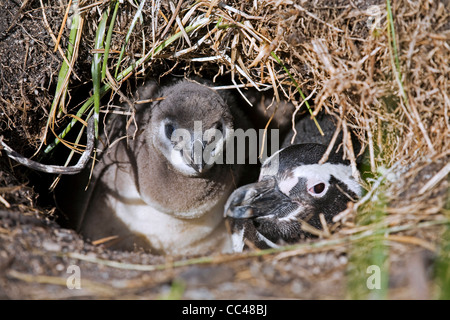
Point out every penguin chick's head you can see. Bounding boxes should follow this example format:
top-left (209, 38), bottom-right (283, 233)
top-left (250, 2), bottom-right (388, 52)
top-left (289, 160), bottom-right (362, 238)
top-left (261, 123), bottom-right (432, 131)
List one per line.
top-left (151, 80), bottom-right (233, 176)
top-left (224, 143), bottom-right (362, 252)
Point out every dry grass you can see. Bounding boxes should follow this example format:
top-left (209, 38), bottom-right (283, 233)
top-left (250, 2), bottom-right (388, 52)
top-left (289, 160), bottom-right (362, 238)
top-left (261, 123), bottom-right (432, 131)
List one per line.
top-left (0, 0), bottom-right (449, 299)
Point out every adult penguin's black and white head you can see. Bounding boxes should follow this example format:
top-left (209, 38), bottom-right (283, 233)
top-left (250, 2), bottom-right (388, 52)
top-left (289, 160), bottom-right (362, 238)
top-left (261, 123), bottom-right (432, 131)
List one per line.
top-left (143, 80), bottom-right (233, 177)
top-left (225, 143), bottom-right (362, 252)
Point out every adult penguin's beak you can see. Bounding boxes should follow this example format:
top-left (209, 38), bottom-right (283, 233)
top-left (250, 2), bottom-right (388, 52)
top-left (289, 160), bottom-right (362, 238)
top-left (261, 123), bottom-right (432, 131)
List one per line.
top-left (224, 177), bottom-right (298, 219)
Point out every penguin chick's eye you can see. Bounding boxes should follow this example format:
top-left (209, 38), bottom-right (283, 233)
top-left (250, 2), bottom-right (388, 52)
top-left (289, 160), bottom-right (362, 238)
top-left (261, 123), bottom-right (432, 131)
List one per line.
top-left (165, 123), bottom-right (175, 139)
top-left (308, 182), bottom-right (327, 197)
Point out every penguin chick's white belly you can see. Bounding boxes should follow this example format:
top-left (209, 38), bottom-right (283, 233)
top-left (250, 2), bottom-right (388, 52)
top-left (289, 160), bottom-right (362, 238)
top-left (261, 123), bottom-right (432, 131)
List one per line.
top-left (108, 180), bottom-right (232, 256)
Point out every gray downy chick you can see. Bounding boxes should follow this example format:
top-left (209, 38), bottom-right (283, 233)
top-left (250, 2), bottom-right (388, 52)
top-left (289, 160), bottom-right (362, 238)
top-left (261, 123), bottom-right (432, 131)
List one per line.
top-left (61, 79), bottom-right (249, 255)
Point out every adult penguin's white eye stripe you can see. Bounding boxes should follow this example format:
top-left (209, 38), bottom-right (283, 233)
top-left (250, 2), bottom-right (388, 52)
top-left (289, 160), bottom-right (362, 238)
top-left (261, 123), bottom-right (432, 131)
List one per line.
top-left (259, 148), bottom-right (283, 178)
top-left (278, 175), bottom-right (299, 196)
top-left (291, 163), bottom-right (362, 197)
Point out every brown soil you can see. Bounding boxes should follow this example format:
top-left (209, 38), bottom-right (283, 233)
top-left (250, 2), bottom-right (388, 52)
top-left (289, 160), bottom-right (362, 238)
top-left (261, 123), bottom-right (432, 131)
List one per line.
top-left (0, 0), bottom-right (448, 300)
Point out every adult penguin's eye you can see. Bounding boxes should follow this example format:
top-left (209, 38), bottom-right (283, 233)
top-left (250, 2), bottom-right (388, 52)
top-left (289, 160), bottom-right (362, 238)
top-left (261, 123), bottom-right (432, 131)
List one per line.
top-left (307, 182), bottom-right (327, 197)
top-left (165, 123), bottom-right (175, 139)
top-left (313, 183), bottom-right (325, 194)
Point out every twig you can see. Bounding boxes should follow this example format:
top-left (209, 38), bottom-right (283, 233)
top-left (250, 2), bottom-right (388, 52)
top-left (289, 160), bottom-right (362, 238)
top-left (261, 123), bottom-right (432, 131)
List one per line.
top-left (172, 22), bottom-right (216, 58)
top-left (418, 163), bottom-right (450, 195)
top-left (39, 0), bottom-right (79, 81)
top-left (353, 165), bottom-right (394, 212)
top-left (218, 2), bottom-right (263, 20)
top-left (0, 118), bottom-right (95, 175)
top-left (170, 1), bottom-right (191, 47)
top-left (151, 0), bottom-right (161, 45)
top-left (273, 220), bottom-right (447, 262)
top-left (319, 213), bottom-right (331, 237)
top-left (443, 91), bottom-right (450, 132)
top-left (135, 97), bottom-right (166, 104)
top-left (258, 60), bottom-right (279, 159)
top-left (6, 0), bottom-right (31, 34)
top-left (7, 269), bottom-right (113, 295)
top-left (311, 39), bottom-right (336, 75)
top-left (340, 109), bottom-right (360, 181)
top-left (294, 4), bottom-right (343, 33)
top-left (385, 0), bottom-right (435, 154)
top-left (211, 83), bottom-right (272, 91)
top-left (219, 51), bottom-right (260, 91)
top-left (51, 219), bottom-right (448, 272)
top-left (364, 115), bottom-right (376, 173)
top-left (386, 235), bottom-right (436, 252)
top-left (299, 218), bottom-right (328, 238)
top-left (54, 0), bottom-right (73, 52)
top-left (0, 195), bottom-right (11, 208)
top-left (206, 0), bottom-right (219, 17)
top-left (114, 0), bottom-right (147, 78)
top-left (289, 88), bottom-right (317, 145)
top-left (271, 51), bottom-right (323, 136)
top-left (160, 0), bottom-right (183, 40)
top-left (319, 116), bottom-right (342, 164)
top-left (91, 235), bottom-right (120, 246)
top-left (332, 202), bottom-right (354, 223)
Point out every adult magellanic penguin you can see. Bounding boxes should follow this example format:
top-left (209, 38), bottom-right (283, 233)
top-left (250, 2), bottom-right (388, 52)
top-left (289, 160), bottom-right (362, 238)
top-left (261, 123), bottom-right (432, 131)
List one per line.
top-left (61, 79), bottom-right (248, 255)
top-left (224, 113), bottom-right (363, 252)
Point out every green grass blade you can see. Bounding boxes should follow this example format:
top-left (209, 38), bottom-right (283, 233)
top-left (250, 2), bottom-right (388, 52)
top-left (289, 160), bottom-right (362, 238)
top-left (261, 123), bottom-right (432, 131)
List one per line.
top-left (48, 12), bottom-right (80, 124)
top-left (347, 187), bottom-right (389, 299)
top-left (386, 0), bottom-right (409, 109)
top-left (92, 10), bottom-right (109, 139)
top-left (39, 11), bottom-right (81, 158)
top-left (270, 51), bottom-right (323, 136)
top-left (347, 163), bottom-right (391, 300)
top-left (386, 0), bottom-right (400, 73)
top-left (44, 83), bottom-right (111, 154)
top-left (157, 279), bottom-right (186, 300)
top-left (44, 17), bottom-right (208, 154)
top-left (102, 1), bottom-right (120, 81)
top-left (435, 189), bottom-right (450, 299)
top-left (114, 0), bottom-right (147, 78)
top-left (436, 224), bottom-right (450, 299)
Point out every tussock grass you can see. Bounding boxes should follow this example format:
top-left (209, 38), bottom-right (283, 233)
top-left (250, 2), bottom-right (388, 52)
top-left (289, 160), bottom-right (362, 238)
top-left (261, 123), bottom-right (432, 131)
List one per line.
top-left (40, 0), bottom-right (450, 298)
top-left (1, 0), bottom-right (448, 299)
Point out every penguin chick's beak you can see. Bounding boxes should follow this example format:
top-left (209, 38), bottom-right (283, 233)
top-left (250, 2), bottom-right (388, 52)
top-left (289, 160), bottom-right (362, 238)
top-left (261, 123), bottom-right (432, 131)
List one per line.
top-left (177, 134), bottom-right (221, 175)
top-left (224, 177), bottom-right (297, 219)
top-left (186, 138), bottom-right (207, 174)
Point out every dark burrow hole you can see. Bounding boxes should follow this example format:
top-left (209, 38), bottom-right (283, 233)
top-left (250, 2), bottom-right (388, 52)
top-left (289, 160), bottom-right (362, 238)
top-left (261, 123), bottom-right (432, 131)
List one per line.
top-left (22, 70), bottom-right (303, 254)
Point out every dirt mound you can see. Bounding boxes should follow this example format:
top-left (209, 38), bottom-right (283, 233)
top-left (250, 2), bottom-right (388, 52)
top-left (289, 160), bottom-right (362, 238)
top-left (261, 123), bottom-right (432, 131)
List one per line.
top-left (0, 0), bottom-right (448, 299)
